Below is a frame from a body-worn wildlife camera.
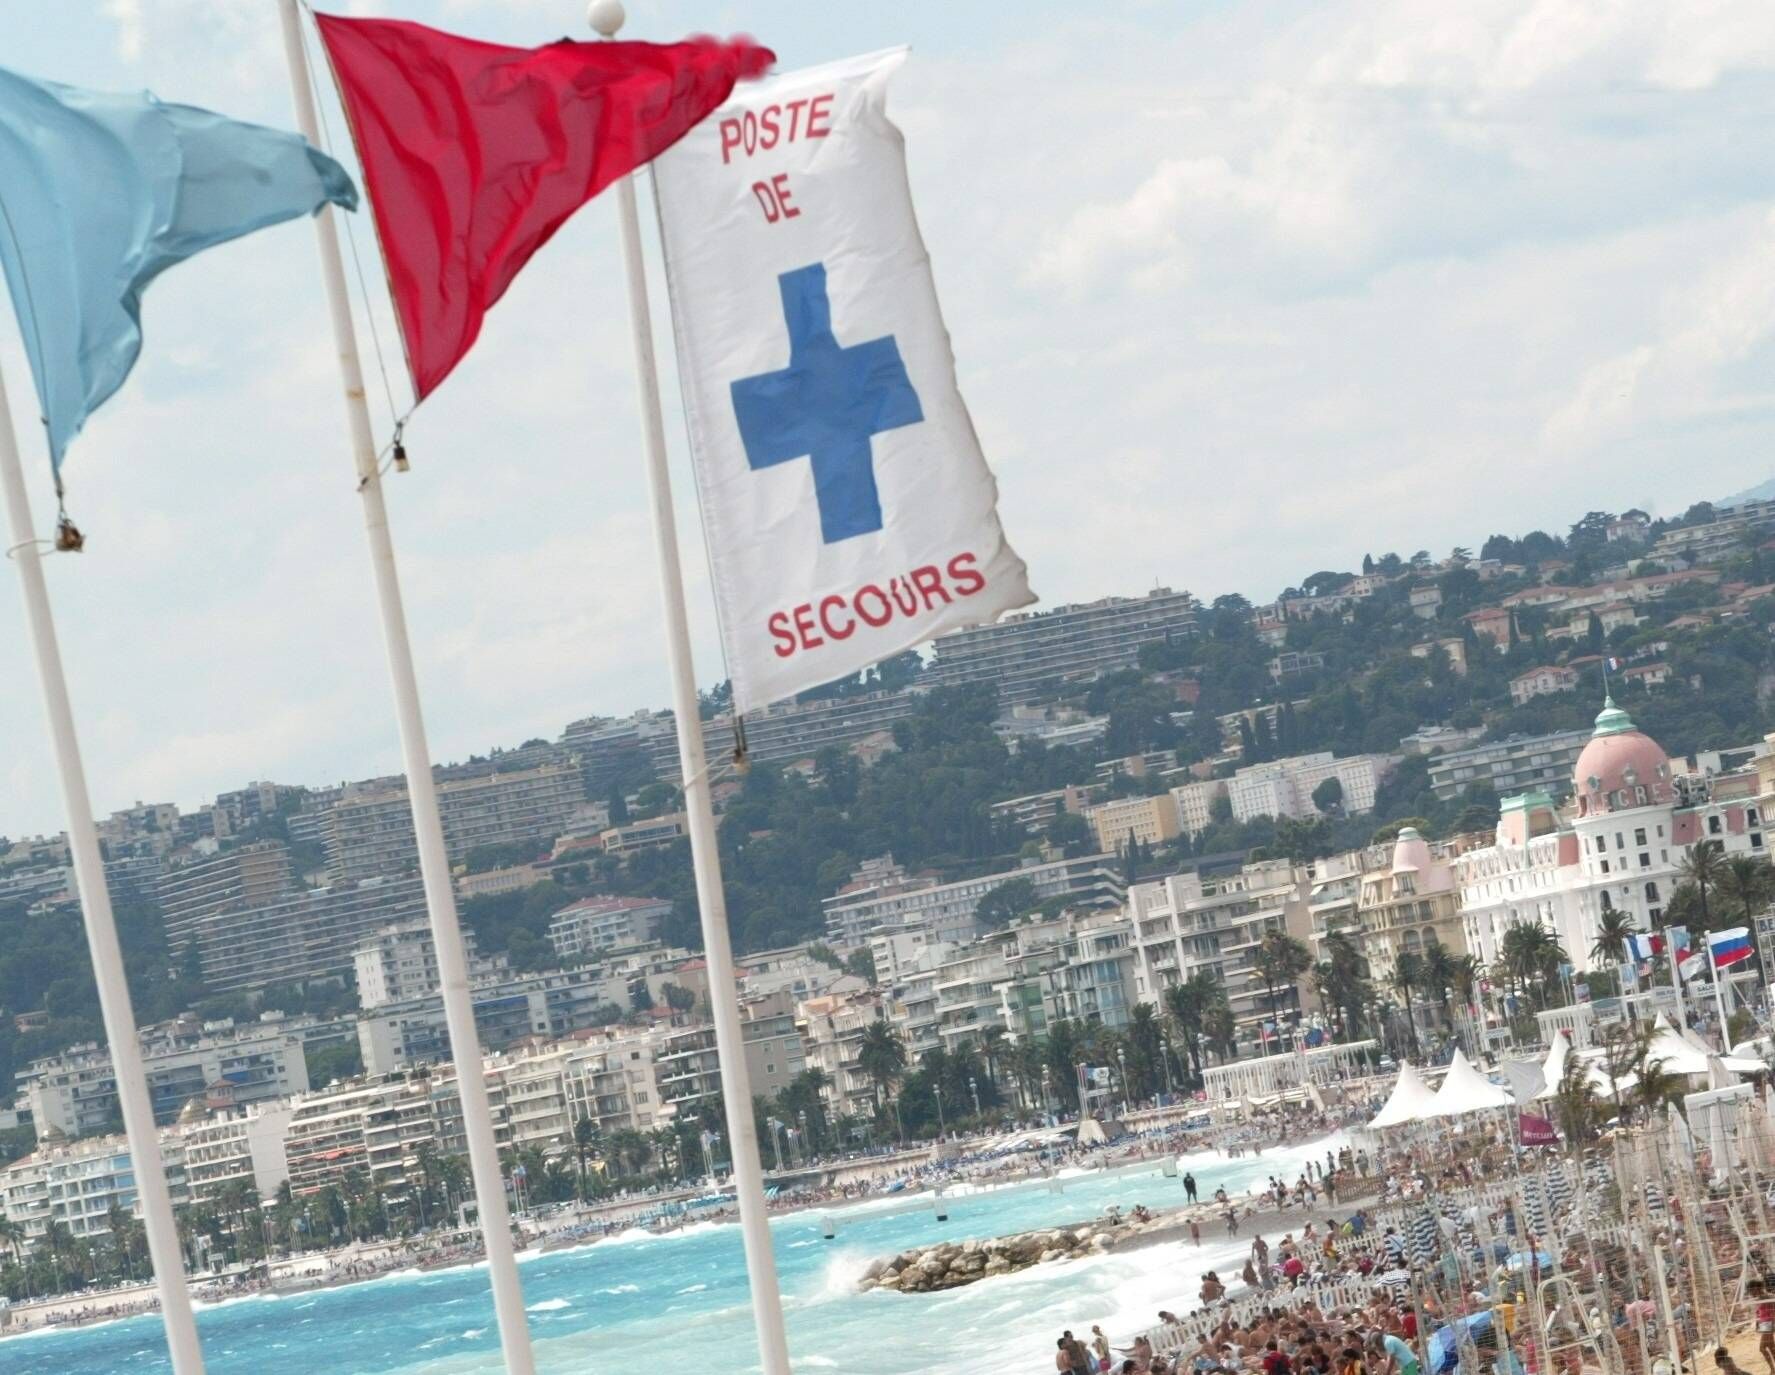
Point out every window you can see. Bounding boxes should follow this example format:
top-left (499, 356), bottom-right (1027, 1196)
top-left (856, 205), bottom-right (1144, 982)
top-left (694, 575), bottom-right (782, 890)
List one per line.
top-left (1616, 833), bottom-right (1626, 849)
top-left (1594, 836), bottom-right (1607, 854)
top-left (1600, 859), bottom-right (1610, 873)
top-left (1710, 816), bottom-right (1723, 834)
top-left (1635, 828), bottom-right (1647, 846)
top-left (1640, 853), bottom-right (1651, 868)
top-left (1755, 833), bottom-right (1766, 850)
top-left (1661, 849), bottom-right (1668, 863)
top-left (1645, 882), bottom-right (1659, 901)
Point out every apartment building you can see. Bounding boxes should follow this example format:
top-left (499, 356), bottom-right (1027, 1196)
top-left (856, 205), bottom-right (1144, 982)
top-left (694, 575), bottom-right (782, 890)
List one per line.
top-left (1427, 728), bottom-right (1592, 801)
top-left (546, 895), bottom-right (672, 961)
top-left (354, 920), bottom-right (501, 1010)
top-left (356, 965), bottom-right (630, 1074)
top-left (740, 990), bottom-right (807, 1101)
top-left (1085, 793), bottom-right (1181, 852)
top-left (655, 1025), bottom-right (722, 1114)
top-left (326, 764), bottom-right (581, 881)
top-left (924, 587), bottom-right (1200, 702)
top-left (486, 1028), bottom-right (665, 1152)
top-left (989, 785), bottom-right (1092, 836)
top-left (599, 812), bottom-right (689, 857)
top-left (797, 990), bottom-right (885, 1122)
top-left (157, 841), bottom-right (293, 955)
top-left (178, 1103), bottom-right (293, 1207)
top-left (822, 852), bottom-right (1124, 946)
top-left (1356, 828), bottom-right (1468, 985)
top-left (23, 1015), bottom-right (310, 1137)
top-left (1124, 860), bottom-right (1314, 1052)
top-left (1509, 665), bottom-right (1579, 707)
top-left (0, 1130), bottom-right (186, 1243)
top-left (282, 1076), bottom-right (436, 1199)
top-left (196, 874), bottom-right (431, 993)
top-left (1221, 752), bottom-right (1390, 825)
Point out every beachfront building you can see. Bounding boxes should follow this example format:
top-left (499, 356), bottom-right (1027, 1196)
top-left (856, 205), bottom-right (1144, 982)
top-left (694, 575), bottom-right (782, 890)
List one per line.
top-left (1356, 828), bottom-right (1469, 986)
top-left (797, 990), bottom-right (887, 1123)
top-left (740, 990), bottom-right (807, 1101)
top-left (22, 1014), bottom-right (310, 1138)
top-left (1124, 860), bottom-right (1315, 1054)
top-left (1201, 1039), bottom-right (1380, 1105)
top-left (1306, 849), bottom-right (1372, 961)
top-left (0, 1128), bottom-right (187, 1243)
top-left (1454, 699), bottom-right (1771, 972)
top-left (177, 1102), bottom-right (294, 1208)
top-left (282, 1076), bottom-right (438, 1201)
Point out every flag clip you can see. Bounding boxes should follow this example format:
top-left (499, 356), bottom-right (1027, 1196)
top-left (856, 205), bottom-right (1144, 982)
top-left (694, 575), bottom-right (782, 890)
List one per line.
top-left (391, 420), bottom-right (410, 474)
top-left (54, 510), bottom-right (84, 554)
top-left (732, 716), bottom-right (751, 776)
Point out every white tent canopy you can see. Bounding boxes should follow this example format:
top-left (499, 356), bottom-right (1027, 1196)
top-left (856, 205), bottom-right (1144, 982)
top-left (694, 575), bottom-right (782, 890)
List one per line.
top-left (1368, 1062), bottom-right (1439, 1129)
top-left (1540, 1031), bottom-right (1571, 1092)
top-left (1421, 1049), bottom-right (1515, 1118)
top-left (1647, 1013), bottom-right (1763, 1077)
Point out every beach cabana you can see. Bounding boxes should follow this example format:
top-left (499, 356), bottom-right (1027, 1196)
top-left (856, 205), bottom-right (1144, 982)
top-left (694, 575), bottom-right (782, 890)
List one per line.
top-left (1367, 1062), bottom-right (1439, 1129)
top-left (1420, 1050), bottom-right (1513, 1118)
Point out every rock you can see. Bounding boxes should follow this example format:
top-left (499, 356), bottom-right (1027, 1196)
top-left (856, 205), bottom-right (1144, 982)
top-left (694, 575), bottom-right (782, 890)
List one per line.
top-left (876, 1271), bottom-right (902, 1290)
top-left (984, 1255), bottom-right (1012, 1276)
top-left (961, 1238), bottom-right (981, 1256)
top-left (863, 1257), bottom-right (889, 1282)
top-left (1090, 1233), bottom-right (1115, 1251)
top-left (1039, 1247), bottom-right (1066, 1263)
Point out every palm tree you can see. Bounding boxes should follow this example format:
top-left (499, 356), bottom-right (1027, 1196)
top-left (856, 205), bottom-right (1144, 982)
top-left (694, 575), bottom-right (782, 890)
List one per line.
top-left (572, 1115), bottom-right (599, 1200)
top-left (1252, 931), bottom-right (1313, 1051)
top-left (1201, 999), bottom-right (1237, 1064)
top-left (978, 1024), bottom-right (1008, 1096)
top-left (1391, 952), bottom-right (1424, 1058)
top-left (1717, 854), bottom-right (1775, 929)
top-left (1315, 931), bottom-right (1372, 1041)
top-left (1420, 940), bottom-right (1457, 1026)
top-left (1125, 1004), bottom-right (1163, 1099)
top-left (1680, 840), bottom-right (1726, 931)
top-left (857, 1018), bottom-right (907, 1112)
top-left (1163, 973), bottom-right (1214, 1083)
top-left (1590, 906), bottom-right (1636, 969)
top-left (1500, 920), bottom-right (1567, 1010)
top-left (1551, 1054), bottom-right (1602, 1146)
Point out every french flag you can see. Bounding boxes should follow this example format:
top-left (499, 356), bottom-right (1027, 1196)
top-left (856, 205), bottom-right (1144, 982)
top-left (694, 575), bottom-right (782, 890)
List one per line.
top-left (1709, 927), bottom-right (1755, 969)
top-left (1626, 932), bottom-right (1663, 961)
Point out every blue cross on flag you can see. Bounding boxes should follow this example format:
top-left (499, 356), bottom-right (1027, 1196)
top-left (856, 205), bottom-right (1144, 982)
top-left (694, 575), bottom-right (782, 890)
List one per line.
top-left (655, 49), bottom-right (1033, 712)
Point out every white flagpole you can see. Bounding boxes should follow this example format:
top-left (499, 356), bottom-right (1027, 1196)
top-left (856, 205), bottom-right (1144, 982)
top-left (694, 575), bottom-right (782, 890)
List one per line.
top-left (0, 362), bottom-right (206, 1373)
top-left (591, 8), bottom-right (793, 1372)
top-left (274, 5), bottom-right (536, 1372)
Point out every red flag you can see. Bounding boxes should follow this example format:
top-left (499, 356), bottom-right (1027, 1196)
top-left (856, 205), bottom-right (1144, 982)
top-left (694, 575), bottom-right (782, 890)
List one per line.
top-left (314, 15), bottom-right (772, 399)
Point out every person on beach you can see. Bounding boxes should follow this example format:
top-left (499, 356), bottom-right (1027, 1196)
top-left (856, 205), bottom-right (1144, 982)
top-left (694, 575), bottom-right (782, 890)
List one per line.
top-left (1091, 1325), bottom-right (1113, 1372)
top-left (1184, 1172), bottom-right (1198, 1203)
top-left (1190, 1217), bottom-right (1202, 1247)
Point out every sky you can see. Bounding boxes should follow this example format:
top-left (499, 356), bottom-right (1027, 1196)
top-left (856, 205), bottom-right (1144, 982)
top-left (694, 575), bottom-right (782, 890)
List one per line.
top-left (5, 0), bottom-right (1775, 837)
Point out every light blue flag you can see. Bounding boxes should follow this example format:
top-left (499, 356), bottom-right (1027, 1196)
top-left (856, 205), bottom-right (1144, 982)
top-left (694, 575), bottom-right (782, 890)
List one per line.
top-left (0, 66), bottom-right (357, 478)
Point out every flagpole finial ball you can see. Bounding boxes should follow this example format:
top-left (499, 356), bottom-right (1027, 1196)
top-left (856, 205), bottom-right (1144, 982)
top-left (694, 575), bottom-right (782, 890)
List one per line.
top-left (588, 0), bottom-right (625, 37)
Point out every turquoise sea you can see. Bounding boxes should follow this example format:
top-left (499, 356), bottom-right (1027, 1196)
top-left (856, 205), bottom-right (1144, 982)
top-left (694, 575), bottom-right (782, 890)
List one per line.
top-left (11, 1134), bottom-right (1338, 1375)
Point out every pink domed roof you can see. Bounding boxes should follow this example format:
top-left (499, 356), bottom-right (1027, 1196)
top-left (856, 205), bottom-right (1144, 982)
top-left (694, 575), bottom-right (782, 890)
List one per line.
top-left (1573, 698), bottom-right (1671, 816)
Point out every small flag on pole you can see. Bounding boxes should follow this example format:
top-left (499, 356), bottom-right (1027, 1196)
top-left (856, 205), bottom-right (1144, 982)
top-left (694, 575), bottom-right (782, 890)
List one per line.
top-left (1708, 926), bottom-right (1754, 969)
top-left (653, 50), bottom-right (1035, 711)
top-left (312, 14), bottom-right (773, 400)
top-left (0, 65), bottom-right (356, 476)
top-left (1625, 932), bottom-right (1663, 961)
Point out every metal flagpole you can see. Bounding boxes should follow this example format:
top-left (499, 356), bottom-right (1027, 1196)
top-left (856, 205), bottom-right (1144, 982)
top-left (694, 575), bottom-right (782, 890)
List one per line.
top-left (0, 361), bottom-right (206, 1374)
top-left (592, 8), bottom-right (793, 1372)
top-left (274, 5), bottom-right (536, 1372)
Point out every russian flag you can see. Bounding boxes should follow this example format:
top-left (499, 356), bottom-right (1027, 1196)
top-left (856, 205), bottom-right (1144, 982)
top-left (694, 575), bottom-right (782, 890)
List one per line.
top-left (1626, 932), bottom-right (1663, 961)
top-left (1709, 926), bottom-right (1755, 969)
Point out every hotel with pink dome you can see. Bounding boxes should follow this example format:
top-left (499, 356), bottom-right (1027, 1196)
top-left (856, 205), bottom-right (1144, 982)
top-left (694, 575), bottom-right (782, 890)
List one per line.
top-left (1454, 697), bottom-right (1769, 974)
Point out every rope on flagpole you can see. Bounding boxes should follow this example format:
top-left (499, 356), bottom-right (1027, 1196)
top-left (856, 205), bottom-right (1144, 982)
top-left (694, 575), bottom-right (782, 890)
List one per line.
top-left (296, 0), bottom-right (412, 454)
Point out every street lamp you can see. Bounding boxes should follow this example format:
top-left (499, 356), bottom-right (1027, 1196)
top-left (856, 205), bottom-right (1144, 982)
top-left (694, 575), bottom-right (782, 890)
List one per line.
top-left (766, 1118), bottom-right (785, 1173)
top-left (969, 1075), bottom-right (980, 1118)
top-left (797, 1109), bottom-right (809, 1162)
top-left (934, 1081), bottom-right (946, 1137)
top-left (1041, 1065), bottom-right (1052, 1115)
top-left (1116, 1046), bottom-right (1127, 1113)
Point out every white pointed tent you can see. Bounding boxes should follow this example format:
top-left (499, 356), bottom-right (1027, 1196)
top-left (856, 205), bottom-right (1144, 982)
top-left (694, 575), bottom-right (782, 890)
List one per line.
top-left (1421, 1049), bottom-right (1515, 1118)
top-left (1539, 1031), bottom-right (1571, 1094)
top-left (1367, 1062), bottom-right (1439, 1129)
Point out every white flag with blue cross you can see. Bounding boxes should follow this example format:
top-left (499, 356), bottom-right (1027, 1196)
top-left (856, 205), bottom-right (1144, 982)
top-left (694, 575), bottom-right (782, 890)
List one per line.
top-left (653, 48), bottom-right (1034, 712)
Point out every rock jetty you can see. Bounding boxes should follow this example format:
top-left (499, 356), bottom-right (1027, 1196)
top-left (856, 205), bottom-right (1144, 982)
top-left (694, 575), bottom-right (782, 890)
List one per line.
top-left (857, 1222), bottom-right (1128, 1294)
